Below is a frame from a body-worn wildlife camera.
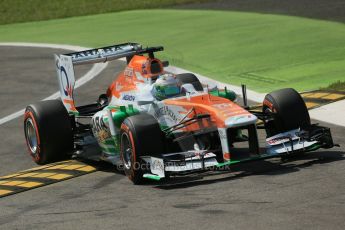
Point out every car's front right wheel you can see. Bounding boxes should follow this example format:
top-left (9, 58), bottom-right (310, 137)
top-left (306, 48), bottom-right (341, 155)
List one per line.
top-left (263, 88), bottom-right (310, 137)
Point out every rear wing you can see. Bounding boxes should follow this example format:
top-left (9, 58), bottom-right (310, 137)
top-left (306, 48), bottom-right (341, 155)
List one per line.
top-left (54, 42), bottom-right (163, 114)
top-left (64, 42), bottom-right (163, 65)
top-left (65, 42), bottom-right (141, 65)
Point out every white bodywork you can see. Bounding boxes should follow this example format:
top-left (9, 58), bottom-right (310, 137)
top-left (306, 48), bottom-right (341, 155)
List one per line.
top-left (54, 54), bottom-right (78, 114)
top-left (266, 129), bottom-right (317, 154)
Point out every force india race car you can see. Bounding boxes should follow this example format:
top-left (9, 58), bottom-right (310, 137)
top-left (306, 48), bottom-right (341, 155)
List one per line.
top-left (24, 43), bottom-right (336, 184)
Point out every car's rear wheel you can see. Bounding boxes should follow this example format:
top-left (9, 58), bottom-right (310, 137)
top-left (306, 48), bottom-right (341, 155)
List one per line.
top-left (24, 100), bottom-right (73, 164)
top-left (175, 73), bottom-right (203, 91)
top-left (120, 114), bottom-right (164, 184)
top-left (263, 88), bottom-right (310, 137)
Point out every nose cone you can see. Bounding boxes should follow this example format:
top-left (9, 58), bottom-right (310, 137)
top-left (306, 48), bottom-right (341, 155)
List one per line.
top-left (225, 114), bottom-right (258, 128)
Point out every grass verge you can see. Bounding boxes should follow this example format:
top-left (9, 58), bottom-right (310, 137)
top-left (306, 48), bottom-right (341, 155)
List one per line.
top-left (0, 0), bottom-right (209, 25)
top-left (0, 9), bottom-right (344, 92)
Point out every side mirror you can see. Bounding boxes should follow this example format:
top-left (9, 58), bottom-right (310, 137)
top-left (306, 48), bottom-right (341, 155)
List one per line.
top-left (98, 94), bottom-right (109, 106)
top-left (162, 60), bottom-right (169, 67)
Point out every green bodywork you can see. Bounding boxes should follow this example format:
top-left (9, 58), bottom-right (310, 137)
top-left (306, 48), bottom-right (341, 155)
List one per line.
top-left (107, 105), bottom-right (139, 128)
top-left (101, 105), bottom-right (139, 155)
top-left (143, 174), bottom-right (162, 181)
top-left (210, 88), bottom-right (237, 101)
top-left (69, 111), bottom-right (80, 116)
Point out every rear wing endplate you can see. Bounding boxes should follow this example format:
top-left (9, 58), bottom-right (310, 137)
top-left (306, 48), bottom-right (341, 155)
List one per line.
top-left (54, 54), bottom-right (78, 114)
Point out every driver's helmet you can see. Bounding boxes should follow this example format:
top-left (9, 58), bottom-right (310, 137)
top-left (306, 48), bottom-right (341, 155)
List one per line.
top-left (152, 73), bottom-right (180, 100)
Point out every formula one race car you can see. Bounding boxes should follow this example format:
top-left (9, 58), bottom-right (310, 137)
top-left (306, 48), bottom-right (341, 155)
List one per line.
top-left (24, 43), bottom-right (336, 184)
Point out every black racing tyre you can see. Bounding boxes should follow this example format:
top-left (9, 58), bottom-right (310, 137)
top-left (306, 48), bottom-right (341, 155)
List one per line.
top-left (175, 73), bottom-right (203, 91)
top-left (120, 114), bottom-right (164, 184)
top-left (263, 88), bottom-right (310, 137)
top-left (24, 100), bottom-right (73, 165)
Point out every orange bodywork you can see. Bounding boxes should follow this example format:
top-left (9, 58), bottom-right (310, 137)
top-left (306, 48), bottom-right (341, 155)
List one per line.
top-left (63, 99), bottom-right (78, 113)
top-left (107, 55), bottom-right (164, 98)
top-left (164, 94), bottom-right (252, 129)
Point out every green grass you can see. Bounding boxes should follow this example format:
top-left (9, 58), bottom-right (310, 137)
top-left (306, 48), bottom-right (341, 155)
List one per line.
top-left (321, 81), bottom-right (345, 91)
top-left (0, 9), bottom-right (344, 92)
top-left (0, 0), bottom-right (208, 25)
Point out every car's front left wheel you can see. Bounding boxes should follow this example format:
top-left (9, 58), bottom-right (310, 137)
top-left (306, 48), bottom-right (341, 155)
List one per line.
top-left (120, 114), bottom-right (164, 184)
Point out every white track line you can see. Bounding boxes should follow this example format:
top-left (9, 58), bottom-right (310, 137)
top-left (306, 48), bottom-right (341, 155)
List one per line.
top-left (0, 43), bottom-right (107, 125)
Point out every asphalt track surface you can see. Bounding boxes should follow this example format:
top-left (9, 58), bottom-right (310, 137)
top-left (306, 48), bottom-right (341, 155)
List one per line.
top-left (0, 46), bottom-right (344, 229)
